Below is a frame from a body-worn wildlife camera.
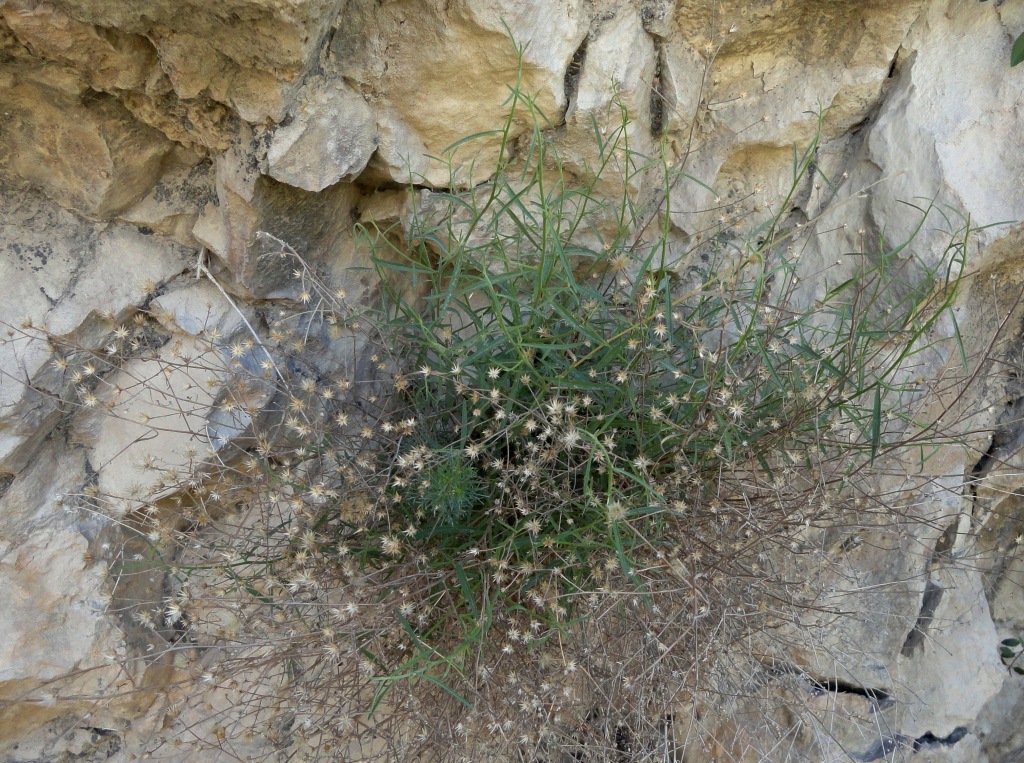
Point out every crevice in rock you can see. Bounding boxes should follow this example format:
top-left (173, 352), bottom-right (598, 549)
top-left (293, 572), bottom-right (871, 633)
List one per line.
top-left (318, 22), bottom-right (339, 66)
top-left (853, 727), bottom-right (967, 762)
top-left (913, 726), bottom-right (969, 750)
top-left (81, 725), bottom-right (123, 757)
top-left (901, 404), bottom-right (1005, 657)
top-left (82, 456), bottom-right (99, 492)
top-left (139, 264), bottom-right (194, 310)
top-left (847, 113), bottom-right (872, 136)
top-left (845, 46), bottom-right (910, 143)
top-left (899, 508), bottom-right (960, 656)
top-left (900, 578), bottom-right (944, 655)
top-left (969, 428), bottom-right (1003, 500)
top-left (966, 384), bottom-right (1024, 586)
top-left (807, 676), bottom-right (894, 709)
top-left (758, 658), bottom-right (894, 710)
top-left (563, 37), bottom-right (588, 118)
top-left (886, 47), bottom-right (900, 78)
top-left (649, 39), bottom-right (667, 136)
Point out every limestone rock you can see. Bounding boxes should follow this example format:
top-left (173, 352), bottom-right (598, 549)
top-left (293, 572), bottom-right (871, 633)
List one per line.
top-left (70, 332), bottom-right (228, 509)
top-left (559, 6), bottom-right (658, 200)
top-left (912, 733), bottom-right (988, 763)
top-left (119, 148), bottom-right (216, 246)
top-left (662, 0), bottom-right (927, 238)
top-left (573, 7), bottom-right (656, 123)
top-left (3, 0), bottom-right (1024, 758)
top-left (200, 140), bottom-right (361, 298)
top-left (44, 0), bottom-right (338, 77)
top-left (0, 80), bottom-right (174, 219)
top-left (119, 88), bottom-right (238, 152)
top-left (192, 201), bottom-right (229, 257)
top-left (978, 673), bottom-right (1024, 763)
top-left (149, 279), bottom-right (245, 338)
top-left (267, 75), bottom-right (376, 192)
top-left (336, 0), bottom-right (587, 186)
top-left (1, 718), bottom-right (133, 763)
top-left (895, 565), bottom-right (1006, 740)
top-left (861, 0), bottom-right (1024, 264)
top-left (0, 527), bottom-right (131, 746)
top-left (1, 0), bottom-right (157, 92)
top-left (0, 530), bottom-right (105, 683)
top-left (0, 184), bottom-right (191, 475)
top-left (40, 0), bottom-right (345, 123)
top-left (70, 280), bottom-right (251, 510)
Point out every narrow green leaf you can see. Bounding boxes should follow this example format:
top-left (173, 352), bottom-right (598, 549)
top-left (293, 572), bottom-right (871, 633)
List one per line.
top-left (454, 563), bottom-right (479, 619)
top-left (1002, 638), bottom-right (1022, 647)
top-left (951, 310), bottom-right (968, 372)
top-left (1014, 666), bottom-right (1024, 675)
top-left (610, 523), bottom-right (634, 578)
top-left (418, 671), bottom-right (472, 707)
top-left (1012, 31), bottom-right (1024, 67)
top-left (441, 129), bottom-right (505, 155)
top-left (1001, 646), bottom-right (1017, 659)
top-left (870, 386), bottom-right (882, 464)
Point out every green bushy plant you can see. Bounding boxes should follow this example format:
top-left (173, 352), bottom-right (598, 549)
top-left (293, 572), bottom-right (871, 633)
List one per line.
top-left (159, 93), bottom-right (974, 759)
top-left (5, 50), bottom-right (993, 763)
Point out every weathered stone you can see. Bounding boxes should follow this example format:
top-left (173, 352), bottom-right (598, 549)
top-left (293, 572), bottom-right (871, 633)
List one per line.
top-left (336, 0), bottom-right (587, 186)
top-left (2, 0), bottom-right (157, 92)
top-left (895, 565), bottom-right (1006, 739)
top-left (574, 7), bottom-right (656, 123)
top-left (0, 527), bottom-right (126, 741)
top-left (119, 88), bottom-right (237, 152)
top-left (192, 201), bottom-right (230, 258)
top-left (69, 332), bottom-right (226, 509)
top-left (0, 717), bottom-right (133, 763)
top-left (202, 143), bottom-right (361, 298)
top-left (119, 148), bottom-right (216, 246)
top-left (149, 279), bottom-right (245, 338)
top-left (0, 80), bottom-right (174, 219)
top-left (267, 75), bottom-right (376, 192)
top-left (662, 0), bottom-right (927, 238)
top-left (44, 0), bottom-right (339, 76)
top-left (0, 185), bottom-right (191, 475)
top-left (559, 6), bottom-right (658, 199)
top-left (978, 673), bottom-right (1024, 763)
top-left (41, 0), bottom-right (345, 122)
top-left (860, 0), bottom-right (1024, 264)
top-left (0, 442), bottom-right (85, 539)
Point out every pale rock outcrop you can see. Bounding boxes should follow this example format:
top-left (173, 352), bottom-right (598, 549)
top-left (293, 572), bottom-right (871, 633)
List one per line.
top-left (3, 0), bottom-right (1024, 760)
top-left (119, 149), bottom-right (216, 247)
top-left (335, 0), bottom-right (587, 186)
top-left (0, 184), bottom-right (191, 475)
top-left (1, 0), bottom-right (156, 92)
top-left (0, 529), bottom-right (112, 684)
top-left (38, 0), bottom-right (343, 122)
top-left (558, 6), bottom-right (659, 201)
top-left (663, 0), bottom-right (928, 239)
top-left (0, 80), bottom-right (174, 218)
top-left (896, 566), bottom-right (1006, 739)
top-left (68, 295), bottom-right (243, 512)
top-left (0, 440), bottom-right (146, 749)
top-left (267, 75), bottom-right (376, 191)
top-left (861, 0), bottom-right (1024, 262)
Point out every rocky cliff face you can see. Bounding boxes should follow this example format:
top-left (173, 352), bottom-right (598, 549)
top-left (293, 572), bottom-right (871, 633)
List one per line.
top-left (2, 1), bottom-right (1024, 761)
